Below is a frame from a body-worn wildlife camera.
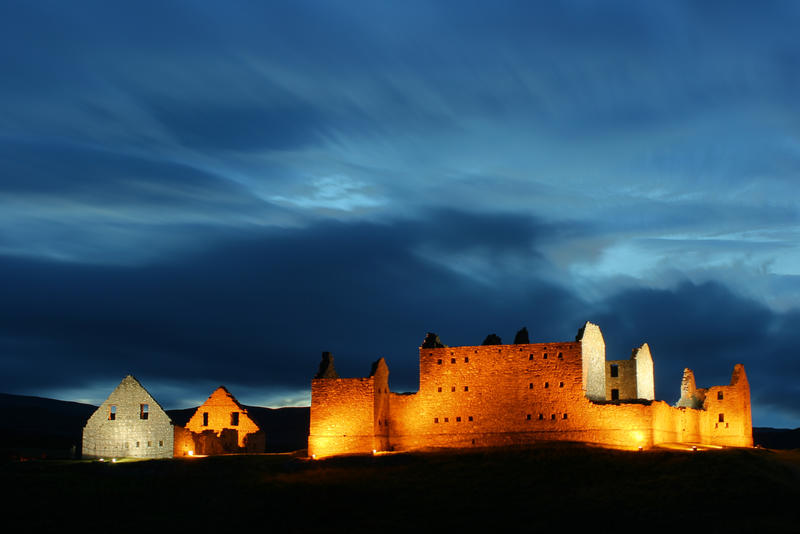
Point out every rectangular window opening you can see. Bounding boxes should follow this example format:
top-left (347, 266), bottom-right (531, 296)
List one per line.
top-left (559, 382), bottom-right (564, 388)
top-left (610, 364), bottom-right (619, 378)
top-left (526, 414), bottom-right (531, 420)
top-left (456, 416), bottom-right (461, 422)
top-left (551, 414), bottom-right (556, 420)
top-left (464, 357), bottom-right (469, 363)
top-left (717, 391), bottom-right (724, 400)
top-left (529, 383), bottom-right (533, 389)
top-left (444, 417), bottom-right (449, 423)
top-left (451, 358), bottom-right (456, 364)
top-left (202, 412), bottom-right (209, 426)
top-left (543, 353), bottom-right (548, 359)
top-left (468, 416), bottom-right (474, 422)
top-left (464, 386), bottom-right (469, 392)
top-left (451, 386), bottom-right (456, 392)
top-left (231, 412), bottom-right (240, 426)
top-left (140, 403), bottom-right (149, 420)
top-left (529, 354), bottom-right (534, 360)
top-left (437, 359), bottom-right (442, 365)
top-left (611, 389), bottom-right (620, 400)
top-left (434, 417), bottom-right (439, 423)
top-left (558, 352), bottom-right (563, 360)
top-left (544, 382), bottom-right (549, 388)
top-left (108, 405), bottom-right (116, 421)
top-left (563, 413), bottom-right (568, 419)
top-left (437, 386), bottom-right (442, 392)
top-left (718, 413), bottom-right (725, 423)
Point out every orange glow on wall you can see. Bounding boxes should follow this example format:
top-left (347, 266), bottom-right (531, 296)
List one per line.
top-left (180, 386), bottom-right (265, 454)
top-left (308, 322), bottom-right (753, 458)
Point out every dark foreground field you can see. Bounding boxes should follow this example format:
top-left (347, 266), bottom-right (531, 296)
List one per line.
top-left (4, 444), bottom-right (800, 533)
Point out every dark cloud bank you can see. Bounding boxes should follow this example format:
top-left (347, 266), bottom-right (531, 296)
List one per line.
top-left (1, 1), bottom-right (799, 429)
top-left (0, 210), bottom-right (797, 426)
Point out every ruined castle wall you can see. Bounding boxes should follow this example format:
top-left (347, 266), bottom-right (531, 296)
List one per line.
top-left (82, 376), bottom-right (173, 459)
top-left (676, 406), bottom-right (704, 443)
top-left (606, 360), bottom-right (637, 400)
top-left (308, 377), bottom-right (376, 457)
top-left (701, 371), bottom-right (753, 447)
top-left (649, 401), bottom-right (687, 444)
top-left (634, 344), bottom-right (655, 400)
top-left (387, 392), bottom-right (426, 450)
top-left (384, 342), bottom-right (701, 451)
top-left (580, 323), bottom-right (606, 401)
top-left (386, 342), bottom-right (647, 450)
top-left (579, 402), bottom-right (657, 449)
top-left (371, 360), bottom-right (391, 452)
top-left (309, 328), bottom-right (753, 456)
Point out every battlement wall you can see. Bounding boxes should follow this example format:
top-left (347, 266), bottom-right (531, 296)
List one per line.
top-left (308, 325), bottom-right (753, 457)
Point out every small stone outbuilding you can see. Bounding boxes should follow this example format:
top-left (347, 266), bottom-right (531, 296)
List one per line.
top-left (174, 386), bottom-right (265, 455)
top-left (82, 375), bottom-right (174, 459)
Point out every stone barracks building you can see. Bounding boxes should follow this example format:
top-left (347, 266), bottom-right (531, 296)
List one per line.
top-left (82, 375), bottom-right (174, 459)
top-left (174, 386), bottom-right (265, 455)
top-left (83, 378), bottom-right (264, 458)
top-left (308, 322), bottom-right (753, 457)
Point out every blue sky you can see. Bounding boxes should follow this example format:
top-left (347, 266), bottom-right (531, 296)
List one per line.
top-left (1, 1), bottom-right (798, 428)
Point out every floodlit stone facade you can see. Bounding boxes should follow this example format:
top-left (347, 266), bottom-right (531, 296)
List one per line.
top-left (82, 375), bottom-right (174, 459)
top-left (308, 322), bottom-right (753, 457)
top-left (174, 386), bottom-right (265, 455)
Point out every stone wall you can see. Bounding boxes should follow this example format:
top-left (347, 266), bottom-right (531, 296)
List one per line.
top-left (82, 375), bottom-right (173, 459)
top-left (633, 344), bottom-right (655, 400)
top-left (307, 323), bottom-right (754, 457)
top-left (308, 375), bottom-right (377, 457)
top-left (579, 322), bottom-right (606, 401)
top-left (404, 341), bottom-right (586, 446)
top-left (700, 364), bottom-right (753, 447)
top-left (606, 359), bottom-right (637, 400)
top-left (179, 386), bottom-right (265, 455)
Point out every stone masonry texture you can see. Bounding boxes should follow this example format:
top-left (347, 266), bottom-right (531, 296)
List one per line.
top-left (308, 322), bottom-right (753, 457)
top-left (82, 375), bottom-right (174, 459)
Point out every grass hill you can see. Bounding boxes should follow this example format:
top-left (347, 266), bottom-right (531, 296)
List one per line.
top-left (3, 445), bottom-right (800, 531)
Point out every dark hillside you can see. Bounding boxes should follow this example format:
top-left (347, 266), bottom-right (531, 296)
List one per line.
top-left (0, 393), bottom-right (95, 458)
top-left (3, 446), bottom-right (800, 532)
top-left (753, 427), bottom-right (800, 449)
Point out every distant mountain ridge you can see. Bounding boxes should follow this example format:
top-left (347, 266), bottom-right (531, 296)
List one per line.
top-left (0, 392), bottom-right (310, 458)
top-left (0, 392), bottom-right (796, 458)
